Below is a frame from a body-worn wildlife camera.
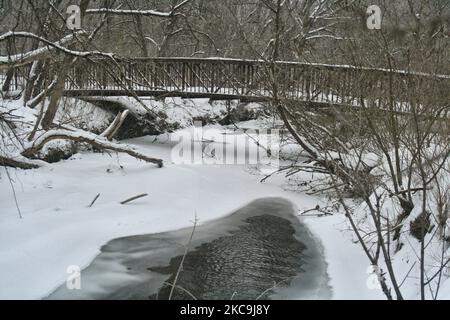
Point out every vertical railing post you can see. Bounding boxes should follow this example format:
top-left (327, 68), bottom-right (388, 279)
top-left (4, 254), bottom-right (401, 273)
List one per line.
top-left (210, 61), bottom-right (214, 93)
top-left (181, 62), bottom-right (186, 91)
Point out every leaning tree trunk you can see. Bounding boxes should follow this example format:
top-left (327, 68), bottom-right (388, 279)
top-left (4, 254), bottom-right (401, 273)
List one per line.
top-left (39, 61), bottom-right (70, 129)
top-left (40, 0), bottom-right (91, 128)
top-left (23, 60), bottom-right (45, 104)
top-left (1, 68), bottom-right (15, 92)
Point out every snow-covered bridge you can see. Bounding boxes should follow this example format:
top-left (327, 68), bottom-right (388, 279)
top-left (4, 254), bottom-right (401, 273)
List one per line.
top-left (3, 57), bottom-right (450, 108)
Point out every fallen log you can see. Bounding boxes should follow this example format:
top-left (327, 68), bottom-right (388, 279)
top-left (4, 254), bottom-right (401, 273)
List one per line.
top-left (22, 129), bottom-right (163, 167)
top-left (0, 155), bottom-right (40, 169)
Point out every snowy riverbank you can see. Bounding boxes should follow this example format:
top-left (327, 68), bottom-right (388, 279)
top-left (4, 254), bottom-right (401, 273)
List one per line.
top-left (0, 126), bottom-right (385, 300)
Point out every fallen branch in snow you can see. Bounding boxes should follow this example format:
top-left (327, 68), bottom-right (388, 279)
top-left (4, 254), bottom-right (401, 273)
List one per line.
top-left (298, 212), bottom-right (333, 217)
top-left (0, 155), bottom-right (40, 169)
top-left (88, 193), bottom-right (101, 208)
top-left (298, 205), bottom-right (321, 215)
top-left (120, 193), bottom-right (148, 204)
top-left (297, 205), bottom-right (333, 217)
top-left (21, 129), bottom-right (163, 167)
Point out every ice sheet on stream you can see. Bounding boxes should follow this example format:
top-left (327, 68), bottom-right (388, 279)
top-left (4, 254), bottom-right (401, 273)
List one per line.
top-left (47, 198), bottom-right (331, 300)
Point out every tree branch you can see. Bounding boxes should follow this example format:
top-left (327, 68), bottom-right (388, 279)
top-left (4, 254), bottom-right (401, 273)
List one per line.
top-left (85, 0), bottom-right (192, 17)
top-left (0, 31), bottom-right (87, 69)
top-left (22, 129), bottom-right (163, 167)
top-left (0, 155), bottom-right (40, 169)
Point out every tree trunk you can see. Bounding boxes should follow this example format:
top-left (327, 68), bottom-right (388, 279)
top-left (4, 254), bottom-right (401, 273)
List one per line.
top-left (23, 60), bottom-right (44, 104)
top-left (40, 64), bottom-right (69, 129)
top-left (40, 0), bottom-right (91, 128)
top-left (1, 68), bottom-right (15, 92)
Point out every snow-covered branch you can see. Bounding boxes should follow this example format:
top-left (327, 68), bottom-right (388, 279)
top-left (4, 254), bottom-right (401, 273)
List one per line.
top-left (0, 31), bottom-right (124, 70)
top-left (22, 129), bottom-right (163, 167)
top-left (0, 31), bottom-right (87, 69)
top-left (305, 34), bottom-right (346, 40)
top-left (86, 8), bottom-right (172, 17)
top-left (86, 0), bottom-right (192, 17)
top-left (0, 155), bottom-right (40, 169)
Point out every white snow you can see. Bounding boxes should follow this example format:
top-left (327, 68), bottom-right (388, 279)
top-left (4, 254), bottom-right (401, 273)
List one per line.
top-left (1, 97), bottom-right (447, 300)
top-left (0, 125), bottom-right (386, 300)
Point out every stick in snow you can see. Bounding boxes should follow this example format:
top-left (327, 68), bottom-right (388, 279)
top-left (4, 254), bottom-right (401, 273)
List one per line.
top-left (120, 193), bottom-right (148, 205)
top-left (88, 193), bottom-right (101, 208)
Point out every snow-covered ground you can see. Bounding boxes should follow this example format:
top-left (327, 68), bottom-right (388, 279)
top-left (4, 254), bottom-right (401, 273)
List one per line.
top-left (0, 125), bottom-right (385, 300)
top-left (1, 96), bottom-right (448, 300)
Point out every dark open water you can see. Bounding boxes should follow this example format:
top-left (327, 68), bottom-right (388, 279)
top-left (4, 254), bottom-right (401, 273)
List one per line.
top-left (47, 198), bottom-right (331, 300)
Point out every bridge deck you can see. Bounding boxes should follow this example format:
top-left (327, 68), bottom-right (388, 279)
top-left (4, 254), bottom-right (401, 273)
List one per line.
top-left (2, 57), bottom-right (449, 110)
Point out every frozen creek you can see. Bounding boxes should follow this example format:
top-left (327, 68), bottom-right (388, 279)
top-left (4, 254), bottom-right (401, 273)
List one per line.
top-left (48, 198), bottom-right (330, 300)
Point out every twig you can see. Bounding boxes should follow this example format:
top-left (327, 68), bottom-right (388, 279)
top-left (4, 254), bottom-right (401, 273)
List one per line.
top-left (298, 205), bottom-right (320, 215)
top-left (163, 282), bottom-right (197, 300)
top-left (88, 193), bottom-right (100, 208)
top-left (120, 193), bottom-right (148, 205)
top-left (298, 212), bottom-right (333, 217)
top-left (3, 166), bottom-right (22, 219)
top-left (169, 215), bottom-right (198, 300)
top-left (255, 278), bottom-right (291, 300)
top-left (424, 258), bottom-right (450, 286)
top-left (297, 205), bottom-right (333, 217)
top-left (399, 261), bottom-right (417, 288)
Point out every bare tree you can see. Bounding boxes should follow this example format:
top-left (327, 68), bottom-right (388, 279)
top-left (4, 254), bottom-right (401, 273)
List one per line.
top-left (231, 0), bottom-right (449, 300)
